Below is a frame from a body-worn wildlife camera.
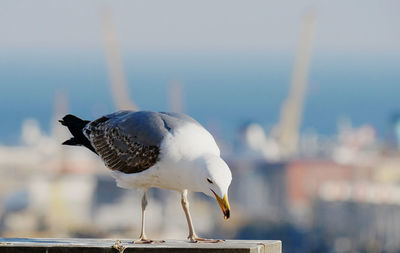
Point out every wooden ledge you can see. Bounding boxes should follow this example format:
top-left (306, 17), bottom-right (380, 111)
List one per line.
top-left (0, 238), bottom-right (281, 253)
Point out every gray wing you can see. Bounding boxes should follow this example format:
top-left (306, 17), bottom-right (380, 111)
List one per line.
top-left (84, 111), bottom-right (170, 174)
top-left (158, 112), bottom-right (201, 128)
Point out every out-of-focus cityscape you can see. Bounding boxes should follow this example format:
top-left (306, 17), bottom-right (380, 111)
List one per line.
top-left (1, 1), bottom-right (400, 252)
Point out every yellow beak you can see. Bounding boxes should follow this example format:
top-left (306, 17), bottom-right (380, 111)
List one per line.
top-left (212, 190), bottom-right (230, 219)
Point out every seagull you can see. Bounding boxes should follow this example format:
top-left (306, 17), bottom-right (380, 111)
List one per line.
top-left (59, 110), bottom-right (232, 243)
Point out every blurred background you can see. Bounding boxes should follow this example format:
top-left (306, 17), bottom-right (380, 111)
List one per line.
top-left (1, 0), bottom-right (400, 252)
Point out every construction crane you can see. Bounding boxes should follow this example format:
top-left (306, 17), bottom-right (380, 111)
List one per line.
top-left (274, 11), bottom-right (317, 158)
top-left (99, 5), bottom-right (138, 111)
top-left (168, 80), bottom-right (185, 113)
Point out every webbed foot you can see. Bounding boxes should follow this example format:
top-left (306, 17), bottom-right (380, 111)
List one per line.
top-left (188, 235), bottom-right (224, 243)
top-left (133, 238), bottom-right (165, 244)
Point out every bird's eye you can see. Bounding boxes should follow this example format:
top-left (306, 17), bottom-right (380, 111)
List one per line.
top-left (207, 178), bottom-right (213, 184)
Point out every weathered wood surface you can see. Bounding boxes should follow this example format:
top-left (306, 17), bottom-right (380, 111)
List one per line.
top-left (0, 238), bottom-right (281, 253)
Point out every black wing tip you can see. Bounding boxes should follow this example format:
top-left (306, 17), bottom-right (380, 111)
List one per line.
top-left (61, 114), bottom-right (80, 121)
top-left (59, 114), bottom-right (80, 125)
top-left (62, 138), bottom-right (79, 146)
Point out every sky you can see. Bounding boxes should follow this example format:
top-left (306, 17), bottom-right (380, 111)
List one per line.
top-left (0, 0), bottom-right (399, 143)
top-left (0, 0), bottom-right (399, 53)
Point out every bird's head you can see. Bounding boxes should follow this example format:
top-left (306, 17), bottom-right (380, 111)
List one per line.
top-left (196, 154), bottom-right (232, 220)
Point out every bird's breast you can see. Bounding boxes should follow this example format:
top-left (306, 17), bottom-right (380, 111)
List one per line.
top-left (110, 122), bottom-right (221, 192)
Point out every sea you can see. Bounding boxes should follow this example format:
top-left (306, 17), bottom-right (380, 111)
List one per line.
top-left (0, 49), bottom-right (399, 144)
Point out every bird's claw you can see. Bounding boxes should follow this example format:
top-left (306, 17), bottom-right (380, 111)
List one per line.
top-left (188, 236), bottom-right (224, 243)
top-left (133, 239), bottom-right (154, 244)
top-left (133, 238), bottom-right (165, 244)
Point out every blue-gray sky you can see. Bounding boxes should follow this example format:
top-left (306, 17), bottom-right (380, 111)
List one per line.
top-left (1, 0), bottom-right (399, 53)
top-left (0, 0), bottom-right (399, 143)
